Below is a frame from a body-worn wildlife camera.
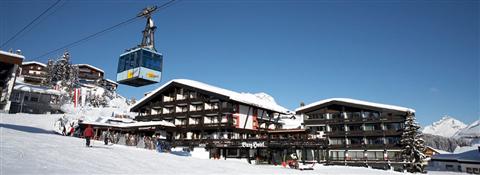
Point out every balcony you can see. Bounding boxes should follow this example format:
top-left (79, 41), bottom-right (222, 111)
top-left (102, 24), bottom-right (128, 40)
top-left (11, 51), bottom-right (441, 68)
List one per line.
top-left (304, 119), bottom-right (328, 125)
top-left (363, 130), bottom-right (384, 136)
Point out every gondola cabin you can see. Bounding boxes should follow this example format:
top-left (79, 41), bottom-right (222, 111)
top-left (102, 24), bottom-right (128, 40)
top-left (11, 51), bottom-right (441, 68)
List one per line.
top-left (116, 48), bottom-right (162, 87)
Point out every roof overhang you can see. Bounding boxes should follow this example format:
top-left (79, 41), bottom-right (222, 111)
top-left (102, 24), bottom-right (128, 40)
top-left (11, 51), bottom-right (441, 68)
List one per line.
top-left (296, 98), bottom-right (415, 114)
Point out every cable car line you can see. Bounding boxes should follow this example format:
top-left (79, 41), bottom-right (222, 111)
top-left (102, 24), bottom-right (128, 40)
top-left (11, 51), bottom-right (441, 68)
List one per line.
top-left (31, 0), bottom-right (178, 61)
top-left (16, 0), bottom-right (68, 45)
top-left (1, 0), bottom-right (62, 49)
top-left (33, 16), bottom-right (141, 60)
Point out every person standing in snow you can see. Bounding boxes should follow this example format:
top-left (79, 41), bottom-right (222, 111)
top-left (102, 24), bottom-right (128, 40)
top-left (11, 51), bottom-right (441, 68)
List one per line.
top-left (62, 125), bottom-right (66, 136)
top-left (104, 128), bottom-right (111, 145)
top-left (83, 125), bottom-right (94, 147)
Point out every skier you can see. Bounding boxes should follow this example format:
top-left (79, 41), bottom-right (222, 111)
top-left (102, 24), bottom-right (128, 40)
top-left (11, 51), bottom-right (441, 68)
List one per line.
top-left (104, 128), bottom-right (111, 145)
top-left (62, 125), bottom-right (66, 136)
top-left (83, 125), bottom-right (94, 147)
top-left (68, 123), bottom-right (75, 136)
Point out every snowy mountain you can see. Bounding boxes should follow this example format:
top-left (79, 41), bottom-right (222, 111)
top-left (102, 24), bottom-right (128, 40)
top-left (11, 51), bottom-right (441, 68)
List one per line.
top-left (454, 120), bottom-right (480, 144)
top-left (455, 120), bottom-right (480, 137)
top-left (422, 116), bottom-right (467, 138)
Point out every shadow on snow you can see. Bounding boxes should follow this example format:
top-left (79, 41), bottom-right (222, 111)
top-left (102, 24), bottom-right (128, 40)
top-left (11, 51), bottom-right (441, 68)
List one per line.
top-left (0, 123), bottom-right (54, 134)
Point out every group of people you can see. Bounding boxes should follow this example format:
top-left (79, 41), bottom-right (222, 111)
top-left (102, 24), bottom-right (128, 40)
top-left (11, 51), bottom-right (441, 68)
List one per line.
top-left (56, 115), bottom-right (79, 137)
top-left (83, 125), bottom-right (113, 147)
top-left (80, 126), bottom-right (171, 151)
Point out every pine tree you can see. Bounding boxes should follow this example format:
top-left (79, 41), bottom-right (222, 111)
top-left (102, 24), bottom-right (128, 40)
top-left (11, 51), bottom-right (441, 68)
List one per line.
top-left (42, 59), bottom-right (55, 86)
top-left (401, 111), bottom-right (426, 173)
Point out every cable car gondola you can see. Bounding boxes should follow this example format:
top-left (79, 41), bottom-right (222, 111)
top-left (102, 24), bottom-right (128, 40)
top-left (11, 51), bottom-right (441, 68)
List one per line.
top-left (116, 6), bottom-right (162, 87)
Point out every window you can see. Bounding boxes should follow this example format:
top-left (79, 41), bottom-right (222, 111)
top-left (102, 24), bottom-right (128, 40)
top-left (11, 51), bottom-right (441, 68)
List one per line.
top-left (349, 137), bottom-right (364, 145)
top-left (364, 111), bottom-right (380, 118)
top-left (386, 151), bottom-right (402, 161)
top-left (331, 113), bottom-right (342, 119)
top-left (352, 112), bottom-right (362, 119)
top-left (347, 125), bottom-right (362, 131)
top-left (364, 124), bottom-right (381, 131)
top-left (385, 123), bottom-right (403, 131)
top-left (365, 151), bottom-right (384, 160)
top-left (366, 137), bottom-right (384, 144)
top-left (330, 125), bottom-right (344, 132)
top-left (330, 151), bottom-right (345, 161)
top-left (446, 165), bottom-right (454, 171)
top-left (349, 151), bottom-right (364, 160)
top-left (367, 137), bottom-right (383, 145)
top-left (11, 92), bottom-right (21, 102)
top-left (330, 138), bottom-right (345, 145)
top-left (309, 126), bottom-right (325, 132)
top-left (189, 118), bottom-right (200, 125)
top-left (30, 94), bottom-right (39, 102)
top-left (308, 113), bottom-right (326, 120)
top-left (386, 137), bottom-right (401, 144)
top-left (141, 49), bottom-right (162, 71)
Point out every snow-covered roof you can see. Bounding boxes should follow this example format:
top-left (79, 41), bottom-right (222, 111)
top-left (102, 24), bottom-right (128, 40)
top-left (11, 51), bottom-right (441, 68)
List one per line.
top-left (22, 61), bottom-right (46, 67)
top-left (13, 82), bottom-right (62, 95)
top-left (426, 146), bottom-right (451, 154)
top-left (296, 98), bottom-right (415, 113)
top-left (82, 120), bottom-right (175, 128)
top-left (75, 64), bottom-right (104, 73)
top-left (432, 144), bottom-right (480, 163)
top-left (131, 79), bottom-right (290, 114)
top-left (0, 50), bottom-right (25, 59)
top-left (105, 79), bottom-right (119, 85)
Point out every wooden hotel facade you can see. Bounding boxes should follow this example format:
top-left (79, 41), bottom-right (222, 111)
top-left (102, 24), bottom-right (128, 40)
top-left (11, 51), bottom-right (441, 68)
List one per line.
top-left (81, 79), bottom-right (414, 168)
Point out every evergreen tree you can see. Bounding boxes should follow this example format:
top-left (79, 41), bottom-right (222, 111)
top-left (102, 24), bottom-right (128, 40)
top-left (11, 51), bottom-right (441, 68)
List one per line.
top-left (401, 111), bottom-right (426, 173)
top-left (41, 51), bottom-right (79, 103)
top-left (42, 59), bottom-right (55, 86)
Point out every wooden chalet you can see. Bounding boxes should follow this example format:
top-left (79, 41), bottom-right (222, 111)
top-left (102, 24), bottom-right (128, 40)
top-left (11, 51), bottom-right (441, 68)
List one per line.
top-left (129, 79), bottom-right (326, 162)
top-left (20, 61), bottom-right (47, 85)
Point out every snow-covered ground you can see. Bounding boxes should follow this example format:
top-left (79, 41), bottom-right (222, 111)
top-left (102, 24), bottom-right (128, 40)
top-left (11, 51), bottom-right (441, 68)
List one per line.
top-left (0, 114), bottom-right (458, 174)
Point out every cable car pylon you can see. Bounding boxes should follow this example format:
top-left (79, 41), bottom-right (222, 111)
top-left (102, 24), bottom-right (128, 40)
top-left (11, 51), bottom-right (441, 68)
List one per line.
top-left (116, 6), bottom-right (163, 87)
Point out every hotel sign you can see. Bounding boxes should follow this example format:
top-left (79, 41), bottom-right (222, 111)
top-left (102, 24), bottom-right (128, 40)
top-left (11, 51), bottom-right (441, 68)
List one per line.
top-left (241, 142), bottom-right (266, 149)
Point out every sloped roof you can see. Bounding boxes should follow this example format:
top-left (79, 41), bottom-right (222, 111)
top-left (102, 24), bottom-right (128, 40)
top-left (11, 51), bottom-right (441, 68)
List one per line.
top-left (0, 50), bottom-right (25, 59)
top-left (22, 61), bottom-right (47, 67)
top-left (131, 79), bottom-right (289, 114)
top-left (296, 98), bottom-right (415, 113)
top-left (426, 146), bottom-right (451, 154)
top-left (13, 82), bottom-right (62, 95)
top-left (432, 145), bottom-right (480, 163)
top-left (105, 79), bottom-right (119, 85)
top-left (75, 64), bottom-right (104, 73)
top-left (82, 120), bottom-right (175, 128)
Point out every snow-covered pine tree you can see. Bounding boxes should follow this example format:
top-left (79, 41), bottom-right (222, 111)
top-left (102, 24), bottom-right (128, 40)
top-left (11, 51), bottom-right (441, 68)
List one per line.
top-left (401, 111), bottom-right (426, 173)
top-left (42, 59), bottom-right (55, 86)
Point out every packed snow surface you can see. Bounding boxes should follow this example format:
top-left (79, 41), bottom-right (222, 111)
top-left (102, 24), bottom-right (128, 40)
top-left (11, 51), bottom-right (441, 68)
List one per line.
top-left (423, 116), bottom-right (467, 138)
top-left (0, 113), bottom-right (455, 175)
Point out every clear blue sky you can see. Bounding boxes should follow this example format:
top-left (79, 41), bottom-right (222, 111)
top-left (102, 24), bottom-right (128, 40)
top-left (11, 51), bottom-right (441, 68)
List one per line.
top-left (1, 0), bottom-right (478, 126)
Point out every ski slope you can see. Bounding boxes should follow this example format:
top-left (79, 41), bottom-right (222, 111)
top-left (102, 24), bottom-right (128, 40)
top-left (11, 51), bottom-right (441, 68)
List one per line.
top-left (0, 114), bottom-right (458, 174)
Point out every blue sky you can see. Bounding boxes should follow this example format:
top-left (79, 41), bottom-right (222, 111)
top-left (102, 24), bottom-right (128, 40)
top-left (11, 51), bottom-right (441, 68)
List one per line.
top-left (1, 0), bottom-right (478, 126)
